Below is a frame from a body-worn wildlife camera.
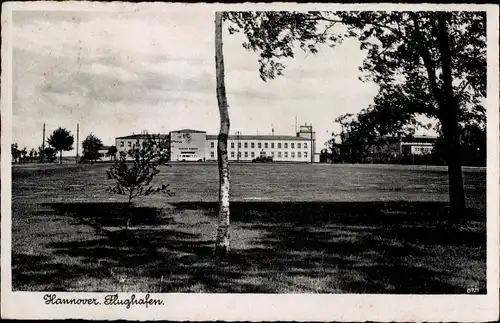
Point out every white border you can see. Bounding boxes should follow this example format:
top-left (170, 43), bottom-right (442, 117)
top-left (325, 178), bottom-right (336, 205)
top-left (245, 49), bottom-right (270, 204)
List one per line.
top-left (1, 2), bottom-right (499, 321)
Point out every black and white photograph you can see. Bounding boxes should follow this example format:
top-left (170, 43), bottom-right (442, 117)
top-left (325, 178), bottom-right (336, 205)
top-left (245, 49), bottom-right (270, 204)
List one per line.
top-left (1, 2), bottom-right (499, 321)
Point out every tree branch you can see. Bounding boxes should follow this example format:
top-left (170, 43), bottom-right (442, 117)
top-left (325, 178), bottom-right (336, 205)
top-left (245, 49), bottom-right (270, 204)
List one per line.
top-left (408, 12), bottom-right (443, 116)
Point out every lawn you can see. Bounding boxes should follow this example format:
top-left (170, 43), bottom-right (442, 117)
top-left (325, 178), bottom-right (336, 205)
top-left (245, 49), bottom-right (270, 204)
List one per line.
top-left (11, 162), bottom-right (486, 293)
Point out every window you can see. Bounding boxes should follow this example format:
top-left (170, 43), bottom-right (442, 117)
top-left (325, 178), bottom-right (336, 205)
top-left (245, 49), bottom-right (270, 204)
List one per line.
top-left (251, 142), bottom-right (255, 148)
top-left (120, 141), bottom-right (124, 147)
top-left (271, 151), bottom-right (274, 157)
top-left (258, 142), bottom-right (262, 149)
top-left (284, 143), bottom-right (288, 149)
top-left (231, 151), bottom-right (235, 158)
top-left (297, 143), bottom-right (301, 149)
top-left (304, 143), bottom-right (308, 149)
top-left (298, 152), bottom-right (302, 158)
top-left (265, 143), bottom-right (268, 148)
top-left (284, 152), bottom-right (288, 158)
top-left (128, 141), bottom-right (132, 147)
top-left (238, 152), bottom-right (241, 157)
top-left (251, 152), bottom-right (255, 158)
top-left (291, 152), bottom-right (295, 158)
top-left (244, 142), bottom-right (248, 148)
top-left (244, 151), bottom-right (248, 158)
top-left (211, 142), bottom-right (215, 148)
top-left (304, 152), bottom-right (308, 158)
top-left (277, 143), bottom-right (281, 149)
top-left (211, 152), bottom-right (215, 158)
top-left (231, 142), bottom-right (235, 149)
top-left (291, 143), bottom-right (294, 149)
top-left (271, 143), bottom-right (275, 149)
top-left (238, 142), bottom-right (241, 148)
top-left (278, 152), bottom-right (282, 158)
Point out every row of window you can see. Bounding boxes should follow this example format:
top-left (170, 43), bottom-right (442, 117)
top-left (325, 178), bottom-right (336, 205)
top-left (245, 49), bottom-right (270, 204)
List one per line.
top-left (120, 141), bottom-right (132, 148)
top-left (210, 142), bottom-right (308, 149)
top-left (414, 147), bottom-right (432, 152)
top-left (210, 151), bottom-right (309, 159)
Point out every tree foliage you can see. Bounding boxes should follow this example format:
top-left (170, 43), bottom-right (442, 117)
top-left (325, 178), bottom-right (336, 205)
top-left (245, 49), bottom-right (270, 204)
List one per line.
top-left (82, 133), bottom-right (103, 163)
top-left (225, 10), bottom-right (486, 221)
top-left (11, 143), bottom-right (20, 163)
top-left (107, 134), bottom-right (173, 202)
top-left (106, 134), bottom-right (174, 228)
top-left (107, 146), bottom-right (118, 161)
top-left (47, 127), bottom-right (74, 164)
top-left (38, 146), bottom-right (57, 163)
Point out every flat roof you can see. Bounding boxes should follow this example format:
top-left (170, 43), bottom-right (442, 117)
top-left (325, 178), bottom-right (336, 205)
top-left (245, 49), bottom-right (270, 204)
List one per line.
top-left (116, 134), bottom-right (170, 139)
top-left (170, 129), bottom-right (206, 134)
top-left (206, 134), bottom-right (313, 141)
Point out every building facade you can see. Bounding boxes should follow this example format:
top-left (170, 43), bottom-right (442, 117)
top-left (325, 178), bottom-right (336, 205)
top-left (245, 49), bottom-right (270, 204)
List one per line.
top-left (170, 129), bottom-right (207, 161)
top-left (115, 133), bottom-right (170, 159)
top-left (114, 125), bottom-right (317, 163)
top-left (206, 125), bottom-right (316, 162)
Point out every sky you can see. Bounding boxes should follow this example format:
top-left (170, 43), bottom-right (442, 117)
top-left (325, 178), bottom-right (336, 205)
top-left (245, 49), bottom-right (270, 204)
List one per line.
top-left (11, 7), bottom-right (434, 155)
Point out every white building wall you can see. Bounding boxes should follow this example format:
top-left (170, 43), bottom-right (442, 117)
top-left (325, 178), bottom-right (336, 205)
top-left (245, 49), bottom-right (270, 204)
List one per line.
top-left (206, 138), bottom-right (313, 162)
top-left (170, 131), bottom-right (206, 161)
top-left (115, 138), bottom-right (146, 158)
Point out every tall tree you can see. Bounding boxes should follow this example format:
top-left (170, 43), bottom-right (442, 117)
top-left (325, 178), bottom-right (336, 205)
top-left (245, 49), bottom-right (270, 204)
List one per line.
top-left (226, 11), bottom-right (486, 223)
top-left (82, 133), bottom-right (104, 164)
top-left (214, 12), bottom-right (231, 259)
top-left (47, 127), bottom-right (74, 165)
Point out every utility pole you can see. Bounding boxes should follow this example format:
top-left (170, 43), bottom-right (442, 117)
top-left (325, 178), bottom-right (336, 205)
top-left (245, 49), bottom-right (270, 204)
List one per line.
top-left (76, 123), bottom-right (80, 161)
top-left (42, 123), bottom-right (46, 150)
top-left (236, 131), bottom-right (241, 162)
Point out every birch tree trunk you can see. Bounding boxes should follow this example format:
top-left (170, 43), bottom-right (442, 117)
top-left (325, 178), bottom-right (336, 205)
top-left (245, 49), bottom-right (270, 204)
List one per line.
top-left (214, 12), bottom-right (231, 259)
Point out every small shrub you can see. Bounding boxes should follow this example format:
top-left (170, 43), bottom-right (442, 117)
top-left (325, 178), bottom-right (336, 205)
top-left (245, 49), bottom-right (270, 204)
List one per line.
top-left (106, 134), bottom-right (174, 229)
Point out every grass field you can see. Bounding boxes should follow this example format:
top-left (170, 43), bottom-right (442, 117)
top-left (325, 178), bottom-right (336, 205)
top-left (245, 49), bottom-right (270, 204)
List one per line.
top-left (11, 163), bottom-right (486, 293)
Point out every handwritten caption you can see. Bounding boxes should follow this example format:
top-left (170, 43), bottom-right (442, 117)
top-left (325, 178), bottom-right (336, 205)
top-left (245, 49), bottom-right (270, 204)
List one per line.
top-left (44, 293), bottom-right (164, 309)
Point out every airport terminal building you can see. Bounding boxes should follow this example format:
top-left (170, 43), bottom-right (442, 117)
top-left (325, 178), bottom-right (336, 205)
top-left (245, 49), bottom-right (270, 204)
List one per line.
top-left (115, 125), bottom-right (317, 163)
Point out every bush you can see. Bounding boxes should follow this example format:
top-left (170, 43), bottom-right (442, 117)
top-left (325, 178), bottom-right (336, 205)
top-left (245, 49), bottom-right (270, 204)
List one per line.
top-left (106, 134), bottom-right (174, 229)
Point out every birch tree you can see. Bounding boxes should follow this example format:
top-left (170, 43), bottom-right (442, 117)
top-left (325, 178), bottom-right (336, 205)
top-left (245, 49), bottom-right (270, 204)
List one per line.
top-left (214, 12), bottom-right (231, 259)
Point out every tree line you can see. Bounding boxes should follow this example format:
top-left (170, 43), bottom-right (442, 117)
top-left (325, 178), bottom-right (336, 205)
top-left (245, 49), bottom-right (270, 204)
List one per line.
top-left (322, 107), bottom-right (485, 167)
top-left (12, 126), bottom-right (118, 164)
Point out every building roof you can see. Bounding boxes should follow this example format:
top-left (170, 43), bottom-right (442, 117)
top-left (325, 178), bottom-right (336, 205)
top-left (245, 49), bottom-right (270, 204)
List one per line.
top-left (206, 134), bottom-right (312, 141)
top-left (116, 134), bottom-right (169, 140)
top-left (170, 129), bottom-right (206, 134)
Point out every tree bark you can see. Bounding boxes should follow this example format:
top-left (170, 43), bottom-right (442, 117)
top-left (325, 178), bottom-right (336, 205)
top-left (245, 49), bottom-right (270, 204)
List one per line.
top-left (435, 14), bottom-right (466, 223)
top-left (59, 150), bottom-right (62, 165)
top-left (412, 12), bottom-right (466, 224)
top-left (214, 12), bottom-right (231, 259)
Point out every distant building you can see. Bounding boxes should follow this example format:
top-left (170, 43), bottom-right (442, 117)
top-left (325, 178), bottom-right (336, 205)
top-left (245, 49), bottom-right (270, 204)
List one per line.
top-left (170, 129), bottom-right (207, 161)
top-left (115, 133), bottom-right (170, 159)
top-left (114, 124), bottom-right (317, 163)
top-left (98, 145), bottom-right (112, 160)
top-left (400, 135), bottom-right (437, 155)
top-left (330, 134), bottom-right (438, 164)
top-left (205, 125), bottom-right (316, 162)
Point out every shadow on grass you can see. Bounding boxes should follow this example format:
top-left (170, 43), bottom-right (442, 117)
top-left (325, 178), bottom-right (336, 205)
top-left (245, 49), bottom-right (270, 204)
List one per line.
top-left (12, 201), bottom-right (486, 293)
top-left (35, 202), bottom-right (171, 229)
